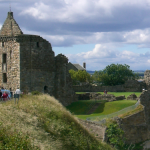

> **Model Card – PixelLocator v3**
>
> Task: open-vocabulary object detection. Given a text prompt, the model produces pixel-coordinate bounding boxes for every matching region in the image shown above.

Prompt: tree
[92,70,104,85]
[93,64,139,86]
[69,69,93,85]
[69,69,78,85]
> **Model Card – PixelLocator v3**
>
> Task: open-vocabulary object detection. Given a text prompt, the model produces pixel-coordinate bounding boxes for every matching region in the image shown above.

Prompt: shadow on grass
[66,100,107,115]
[92,101,106,114]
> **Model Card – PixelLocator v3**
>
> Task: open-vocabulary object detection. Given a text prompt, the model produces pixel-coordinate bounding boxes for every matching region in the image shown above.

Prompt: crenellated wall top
[0,34,51,44]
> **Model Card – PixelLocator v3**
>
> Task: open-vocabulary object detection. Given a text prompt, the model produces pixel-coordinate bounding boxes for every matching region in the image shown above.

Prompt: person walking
[14,88,22,104]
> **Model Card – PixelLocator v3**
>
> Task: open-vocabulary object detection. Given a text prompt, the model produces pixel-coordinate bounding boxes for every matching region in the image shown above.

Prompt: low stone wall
[73,85,124,92]
[119,110,148,144]
[73,80,146,92]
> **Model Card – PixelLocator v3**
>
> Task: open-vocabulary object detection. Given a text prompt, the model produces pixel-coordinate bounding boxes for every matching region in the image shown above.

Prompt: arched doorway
[44,86,48,93]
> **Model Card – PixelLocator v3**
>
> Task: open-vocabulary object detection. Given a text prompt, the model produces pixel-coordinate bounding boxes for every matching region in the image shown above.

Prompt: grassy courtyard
[66,92,141,120]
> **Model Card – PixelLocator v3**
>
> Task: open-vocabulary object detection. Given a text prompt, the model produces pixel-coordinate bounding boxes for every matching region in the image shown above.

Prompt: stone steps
[86,102,101,115]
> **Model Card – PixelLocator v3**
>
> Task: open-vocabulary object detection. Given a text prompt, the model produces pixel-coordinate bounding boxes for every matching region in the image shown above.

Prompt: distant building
[68,62,86,71]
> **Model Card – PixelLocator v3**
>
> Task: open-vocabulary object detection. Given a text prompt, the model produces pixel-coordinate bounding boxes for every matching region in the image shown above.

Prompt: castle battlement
[0,34,50,44]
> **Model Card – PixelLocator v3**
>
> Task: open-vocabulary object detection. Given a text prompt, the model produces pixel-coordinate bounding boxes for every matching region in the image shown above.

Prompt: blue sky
[1,0,150,71]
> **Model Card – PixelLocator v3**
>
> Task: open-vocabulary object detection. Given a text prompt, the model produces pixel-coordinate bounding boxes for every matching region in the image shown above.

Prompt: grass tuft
[118,104,144,118]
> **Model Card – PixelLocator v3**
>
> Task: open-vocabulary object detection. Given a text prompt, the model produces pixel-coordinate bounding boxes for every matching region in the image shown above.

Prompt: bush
[106,122,125,149]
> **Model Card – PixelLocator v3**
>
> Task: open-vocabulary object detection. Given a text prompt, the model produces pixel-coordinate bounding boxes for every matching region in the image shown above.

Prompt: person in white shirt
[14,88,22,104]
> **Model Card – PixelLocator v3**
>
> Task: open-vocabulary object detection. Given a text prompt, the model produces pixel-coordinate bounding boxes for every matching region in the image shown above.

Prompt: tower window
[3,54,6,63]
[3,73,7,83]
[37,42,39,47]
[2,42,4,47]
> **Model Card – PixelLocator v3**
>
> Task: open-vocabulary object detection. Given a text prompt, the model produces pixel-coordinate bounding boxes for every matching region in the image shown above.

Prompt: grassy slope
[0,94,114,150]
[74,100,137,120]
[66,100,106,115]
[68,92,141,120]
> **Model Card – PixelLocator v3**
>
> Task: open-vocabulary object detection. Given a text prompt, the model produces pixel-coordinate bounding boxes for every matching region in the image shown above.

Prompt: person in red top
[2,91,9,101]
[104,90,107,94]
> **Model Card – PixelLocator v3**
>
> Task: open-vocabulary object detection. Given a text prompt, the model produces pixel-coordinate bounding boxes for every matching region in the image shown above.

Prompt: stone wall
[144,70,150,90]
[73,84,124,92]
[0,39,20,91]
[79,119,106,141]
[19,35,55,96]
[73,80,146,92]
[116,90,150,144]
[119,110,148,144]
[55,54,77,106]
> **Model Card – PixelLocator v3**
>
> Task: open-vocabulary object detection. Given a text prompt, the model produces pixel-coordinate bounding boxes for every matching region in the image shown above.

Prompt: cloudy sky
[1,0,150,71]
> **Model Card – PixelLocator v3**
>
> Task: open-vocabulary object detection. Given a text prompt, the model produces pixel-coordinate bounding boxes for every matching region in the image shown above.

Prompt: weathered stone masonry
[115,90,150,144]
[0,11,77,106]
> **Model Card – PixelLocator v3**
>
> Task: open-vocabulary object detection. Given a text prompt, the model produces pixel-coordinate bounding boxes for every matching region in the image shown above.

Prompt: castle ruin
[0,11,77,106]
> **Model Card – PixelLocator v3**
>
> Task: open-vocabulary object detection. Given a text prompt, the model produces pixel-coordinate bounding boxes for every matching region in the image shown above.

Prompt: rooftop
[0,12,23,36]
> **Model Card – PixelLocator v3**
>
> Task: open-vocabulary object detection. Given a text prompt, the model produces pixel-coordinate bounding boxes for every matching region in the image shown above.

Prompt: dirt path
[86,102,101,115]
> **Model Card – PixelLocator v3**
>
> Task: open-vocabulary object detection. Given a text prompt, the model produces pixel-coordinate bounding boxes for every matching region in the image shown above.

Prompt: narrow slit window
[2,42,4,47]
[3,73,7,83]
[37,42,39,47]
[3,54,6,63]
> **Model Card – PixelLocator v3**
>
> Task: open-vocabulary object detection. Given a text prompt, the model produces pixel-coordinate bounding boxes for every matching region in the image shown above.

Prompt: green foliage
[92,70,104,85]
[93,64,139,86]
[0,122,39,150]
[31,91,41,95]
[69,69,93,85]
[106,122,125,149]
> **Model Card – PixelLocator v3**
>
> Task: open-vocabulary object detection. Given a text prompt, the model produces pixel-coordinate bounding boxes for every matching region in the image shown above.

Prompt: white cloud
[20,2,50,20]
[66,43,150,70]
[19,0,150,23]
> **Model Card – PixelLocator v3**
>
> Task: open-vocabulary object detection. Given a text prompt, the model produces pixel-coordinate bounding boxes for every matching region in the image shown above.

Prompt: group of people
[104,90,107,94]
[0,87,22,103]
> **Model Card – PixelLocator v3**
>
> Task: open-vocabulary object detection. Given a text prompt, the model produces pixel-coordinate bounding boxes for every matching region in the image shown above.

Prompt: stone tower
[0,11,77,106]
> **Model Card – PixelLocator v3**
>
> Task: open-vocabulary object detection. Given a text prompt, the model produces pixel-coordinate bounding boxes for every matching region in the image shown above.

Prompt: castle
[0,11,77,106]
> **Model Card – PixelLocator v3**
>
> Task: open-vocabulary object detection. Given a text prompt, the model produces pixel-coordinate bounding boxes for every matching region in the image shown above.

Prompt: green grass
[69,91,141,120]
[118,104,144,118]
[93,100,137,115]
[76,92,86,94]
[76,92,141,98]
[67,100,137,120]
[66,100,106,115]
